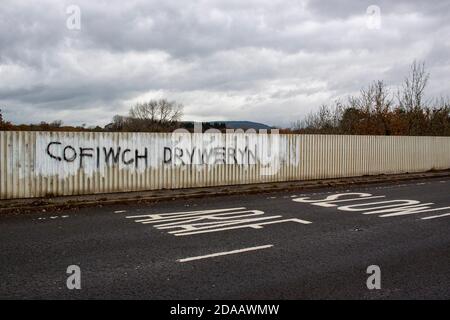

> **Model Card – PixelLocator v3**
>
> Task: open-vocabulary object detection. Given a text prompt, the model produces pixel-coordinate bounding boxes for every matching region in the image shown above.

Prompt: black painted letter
[122,149,134,165]
[79,148,94,169]
[63,146,77,162]
[47,142,62,161]
[163,147,172,164]
[104,147,121,165]
[135,148,148,168]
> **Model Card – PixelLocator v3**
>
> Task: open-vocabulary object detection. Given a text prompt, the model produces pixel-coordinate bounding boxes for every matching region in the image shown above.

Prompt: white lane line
[421,213,450,220]
[177,245,274,263]
[114,210,127,214]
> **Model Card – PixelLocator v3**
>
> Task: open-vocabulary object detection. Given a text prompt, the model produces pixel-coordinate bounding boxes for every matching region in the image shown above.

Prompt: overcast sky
[1,0,449,127]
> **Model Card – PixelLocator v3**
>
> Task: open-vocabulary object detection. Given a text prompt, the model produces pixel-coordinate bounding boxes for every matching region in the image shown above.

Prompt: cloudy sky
[1,0,449,127]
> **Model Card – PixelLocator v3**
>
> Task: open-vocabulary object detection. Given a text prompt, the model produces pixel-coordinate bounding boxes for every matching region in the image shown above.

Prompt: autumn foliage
[291,61,450,136]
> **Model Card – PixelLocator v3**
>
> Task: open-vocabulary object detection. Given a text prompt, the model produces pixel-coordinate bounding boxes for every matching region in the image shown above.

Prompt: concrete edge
[1,170,450,215]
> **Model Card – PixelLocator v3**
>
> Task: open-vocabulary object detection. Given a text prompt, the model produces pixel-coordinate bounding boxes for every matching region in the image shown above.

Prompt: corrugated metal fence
[1,131,450,199]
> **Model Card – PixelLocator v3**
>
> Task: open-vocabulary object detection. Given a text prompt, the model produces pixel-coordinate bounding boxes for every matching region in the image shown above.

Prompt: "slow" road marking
[177,245,274,263]
[292,192,450,221]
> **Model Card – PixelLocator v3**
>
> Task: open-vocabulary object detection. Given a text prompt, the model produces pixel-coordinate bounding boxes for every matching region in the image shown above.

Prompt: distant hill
[180,120,274,131]
[219,121,273,130]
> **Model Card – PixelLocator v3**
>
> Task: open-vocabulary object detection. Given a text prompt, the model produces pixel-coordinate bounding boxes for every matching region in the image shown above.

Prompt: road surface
[1,178,450,299]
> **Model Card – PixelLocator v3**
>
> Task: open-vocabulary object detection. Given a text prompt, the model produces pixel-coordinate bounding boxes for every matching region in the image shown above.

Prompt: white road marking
[171,218,312,236]
[421,213,450,220]
[37,215,69,221]
[380,205,450,217]
[293,191,450,221]
[338,200,421,212]
[177,245,273,263]
[314,196,386,207]
[293,193,386,208]
[114,210,127,214]
[128,207,312,237]
[369,203,434,216]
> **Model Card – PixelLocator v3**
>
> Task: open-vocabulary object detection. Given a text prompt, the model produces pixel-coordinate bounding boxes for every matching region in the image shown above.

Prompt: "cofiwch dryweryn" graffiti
[35,132,294,178]
[45,142,261,168]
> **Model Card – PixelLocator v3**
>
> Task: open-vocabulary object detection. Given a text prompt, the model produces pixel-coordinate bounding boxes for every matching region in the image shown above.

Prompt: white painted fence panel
[1,131,449,199]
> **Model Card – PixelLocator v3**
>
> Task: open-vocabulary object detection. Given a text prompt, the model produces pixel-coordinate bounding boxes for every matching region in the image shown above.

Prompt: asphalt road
[1,178,450,299]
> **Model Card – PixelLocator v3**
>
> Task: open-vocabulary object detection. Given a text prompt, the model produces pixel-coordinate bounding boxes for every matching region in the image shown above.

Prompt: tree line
[0,100,231,133]
[0,99,186,132]
[289,61,450,136]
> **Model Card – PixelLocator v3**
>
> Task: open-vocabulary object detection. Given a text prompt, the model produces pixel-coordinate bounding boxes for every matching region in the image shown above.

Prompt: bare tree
[50,120,63,128]
[396,61,430,134]
[110,115,128,131]
[292,104,342,133]
[129,99,183,123]
[129,101,158,121]
[351,81,392,112]
[0,108,8,130]
[398,60,430,111]
[108,99,184,132]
